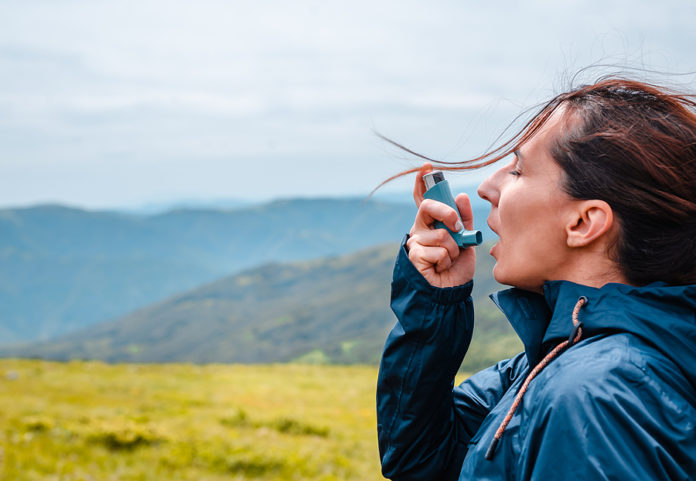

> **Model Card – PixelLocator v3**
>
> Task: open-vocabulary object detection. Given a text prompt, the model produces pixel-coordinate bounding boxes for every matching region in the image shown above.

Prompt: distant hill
[0,198,493,343]
[2,243,521,372]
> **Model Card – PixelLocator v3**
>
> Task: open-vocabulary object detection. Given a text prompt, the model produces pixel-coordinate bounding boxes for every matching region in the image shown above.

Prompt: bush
[86,421,164,451]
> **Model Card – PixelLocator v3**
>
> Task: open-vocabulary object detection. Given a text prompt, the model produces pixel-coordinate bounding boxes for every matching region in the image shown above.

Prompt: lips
[487,219,498,235]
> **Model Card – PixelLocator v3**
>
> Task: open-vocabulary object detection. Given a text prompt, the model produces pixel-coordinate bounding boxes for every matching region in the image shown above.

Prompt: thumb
[455,193,474,231]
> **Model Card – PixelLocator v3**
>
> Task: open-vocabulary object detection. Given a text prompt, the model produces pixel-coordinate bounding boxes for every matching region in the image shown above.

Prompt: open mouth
[487,223,499,257]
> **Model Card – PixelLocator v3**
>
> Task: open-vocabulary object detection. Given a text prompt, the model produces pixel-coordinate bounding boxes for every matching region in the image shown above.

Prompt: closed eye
[510,149,523,176]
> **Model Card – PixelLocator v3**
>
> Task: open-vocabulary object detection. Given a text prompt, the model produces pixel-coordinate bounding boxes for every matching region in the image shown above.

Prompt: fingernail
[454,220,463,231]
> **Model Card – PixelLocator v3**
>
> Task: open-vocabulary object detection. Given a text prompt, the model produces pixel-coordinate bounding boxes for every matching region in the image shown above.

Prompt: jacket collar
[489,288,550,366]
[490,279,696,370]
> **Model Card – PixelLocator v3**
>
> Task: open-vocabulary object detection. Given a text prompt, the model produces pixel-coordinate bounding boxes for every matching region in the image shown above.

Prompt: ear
[566,200,615,248]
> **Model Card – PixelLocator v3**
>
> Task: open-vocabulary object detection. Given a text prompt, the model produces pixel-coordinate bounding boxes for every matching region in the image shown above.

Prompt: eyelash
[509,169,521,176]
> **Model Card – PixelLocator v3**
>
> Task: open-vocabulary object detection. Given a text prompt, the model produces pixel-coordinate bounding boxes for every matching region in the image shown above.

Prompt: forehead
[518,106,574,159]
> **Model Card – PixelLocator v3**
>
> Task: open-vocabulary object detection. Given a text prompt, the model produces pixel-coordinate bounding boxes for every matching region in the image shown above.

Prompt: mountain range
[0,197,494,344]
[3,243,521,372]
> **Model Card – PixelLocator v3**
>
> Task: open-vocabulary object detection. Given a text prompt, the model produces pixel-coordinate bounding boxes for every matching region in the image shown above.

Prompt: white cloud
[0,0,694,207]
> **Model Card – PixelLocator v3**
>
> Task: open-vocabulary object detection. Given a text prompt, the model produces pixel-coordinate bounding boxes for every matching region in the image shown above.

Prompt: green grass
[0,360,406,481]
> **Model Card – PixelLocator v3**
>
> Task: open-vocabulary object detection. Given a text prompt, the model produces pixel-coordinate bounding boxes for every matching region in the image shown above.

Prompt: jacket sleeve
[377,238,521,481]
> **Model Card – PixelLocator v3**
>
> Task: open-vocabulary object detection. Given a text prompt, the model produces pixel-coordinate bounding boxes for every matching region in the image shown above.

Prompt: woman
[376,78,696,480]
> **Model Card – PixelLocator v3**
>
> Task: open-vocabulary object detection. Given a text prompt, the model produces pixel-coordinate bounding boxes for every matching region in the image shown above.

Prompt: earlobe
[566,200,614,247]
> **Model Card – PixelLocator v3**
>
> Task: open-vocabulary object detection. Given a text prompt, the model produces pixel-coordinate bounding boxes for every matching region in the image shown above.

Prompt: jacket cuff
[394,234,473,305]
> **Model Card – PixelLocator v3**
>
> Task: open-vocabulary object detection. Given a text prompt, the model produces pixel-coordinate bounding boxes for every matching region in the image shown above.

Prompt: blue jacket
[377,240,696,480]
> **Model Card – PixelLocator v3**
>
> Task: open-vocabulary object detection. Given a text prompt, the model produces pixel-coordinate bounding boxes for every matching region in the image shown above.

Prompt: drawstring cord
[485,296,588,461]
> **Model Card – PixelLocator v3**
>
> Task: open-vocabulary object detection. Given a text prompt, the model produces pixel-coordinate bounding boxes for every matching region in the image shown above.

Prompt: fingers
[407,243,453,274]
[412,163,433,207]
[413,198,463,233]
[407,226,460,262]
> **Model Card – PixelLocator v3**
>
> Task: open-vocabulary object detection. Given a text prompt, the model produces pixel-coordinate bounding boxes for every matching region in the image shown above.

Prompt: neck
[554,249,630,289]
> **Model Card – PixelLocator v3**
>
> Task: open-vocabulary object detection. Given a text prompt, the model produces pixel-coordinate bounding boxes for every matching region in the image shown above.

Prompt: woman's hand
[407,163,476,288]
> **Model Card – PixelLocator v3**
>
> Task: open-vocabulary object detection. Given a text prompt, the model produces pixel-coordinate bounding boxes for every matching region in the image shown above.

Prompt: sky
[1,0,695,209]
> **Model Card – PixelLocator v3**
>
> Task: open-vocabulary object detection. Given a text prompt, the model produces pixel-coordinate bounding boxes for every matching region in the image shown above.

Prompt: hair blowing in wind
[379,77,696,286]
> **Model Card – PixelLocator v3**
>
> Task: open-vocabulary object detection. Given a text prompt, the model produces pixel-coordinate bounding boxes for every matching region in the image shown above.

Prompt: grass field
[0,360,413,481]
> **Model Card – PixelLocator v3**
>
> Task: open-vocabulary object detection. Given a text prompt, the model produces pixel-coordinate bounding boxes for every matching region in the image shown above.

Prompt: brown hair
[381,77,696,286]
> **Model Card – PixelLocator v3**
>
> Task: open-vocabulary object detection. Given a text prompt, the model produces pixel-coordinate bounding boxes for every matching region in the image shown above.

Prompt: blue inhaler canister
[423,171,482,248]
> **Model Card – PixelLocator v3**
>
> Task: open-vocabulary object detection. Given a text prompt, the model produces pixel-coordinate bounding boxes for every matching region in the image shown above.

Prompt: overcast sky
[1,0,695,209]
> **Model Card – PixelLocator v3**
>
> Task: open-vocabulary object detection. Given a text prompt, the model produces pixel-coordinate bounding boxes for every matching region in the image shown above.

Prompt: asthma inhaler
[423,171,482,247]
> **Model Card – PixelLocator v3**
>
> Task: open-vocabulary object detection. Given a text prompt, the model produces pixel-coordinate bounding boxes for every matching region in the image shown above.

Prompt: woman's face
[477,110,578,291]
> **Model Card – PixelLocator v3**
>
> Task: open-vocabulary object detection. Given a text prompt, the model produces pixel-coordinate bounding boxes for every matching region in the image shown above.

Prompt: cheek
[498,186,564,247]
[495,194,567,286]
[497,192,530,240]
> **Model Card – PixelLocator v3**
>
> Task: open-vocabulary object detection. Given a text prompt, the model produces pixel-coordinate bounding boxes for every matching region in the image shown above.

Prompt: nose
[477,167,502,206]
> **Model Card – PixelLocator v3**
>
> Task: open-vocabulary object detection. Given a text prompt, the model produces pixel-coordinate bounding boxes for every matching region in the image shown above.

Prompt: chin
[492,266,514,287]
[493,267,544,293]
[491,262,511,283]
